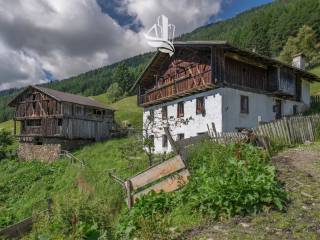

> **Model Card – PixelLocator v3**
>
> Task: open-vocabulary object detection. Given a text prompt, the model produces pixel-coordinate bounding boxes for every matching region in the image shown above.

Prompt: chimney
[292,53,306,70]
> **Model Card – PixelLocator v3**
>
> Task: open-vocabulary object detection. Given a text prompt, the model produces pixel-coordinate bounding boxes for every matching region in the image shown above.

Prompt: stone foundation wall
[18,143,61,162]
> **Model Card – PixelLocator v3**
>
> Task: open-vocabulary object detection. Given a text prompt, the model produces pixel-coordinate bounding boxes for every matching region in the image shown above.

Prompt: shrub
[116,142,287,238]
[106,82,123,103]
[183,142,287,218]
[0,130,13,160]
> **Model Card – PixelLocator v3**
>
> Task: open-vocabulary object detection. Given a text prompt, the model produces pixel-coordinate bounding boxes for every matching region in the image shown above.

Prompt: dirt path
[182,144,320,240]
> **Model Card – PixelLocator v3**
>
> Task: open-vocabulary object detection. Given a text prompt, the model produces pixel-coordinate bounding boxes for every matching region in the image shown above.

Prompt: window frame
[149,110,154,121]
[161,106,168,120]
[177,102,184,118]
[240,95,249,114]
[177,133,185,141]
[162,135,168,148]
[293,105,298,115]
[26,119,41,127]
[196,97,205,115]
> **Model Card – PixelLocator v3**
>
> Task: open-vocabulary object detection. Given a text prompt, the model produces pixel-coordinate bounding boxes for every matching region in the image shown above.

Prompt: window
[32,94,36,110]
[197,132,207,136]
[196,97,205,115]
[162,106,168,120]
[149,135,155,147]
[177,133,185,141]
[94,109,102,116]
[149,110,154,121]
[58,119,63,126]
[293,105,298,115]
[240,95,249,114]
[26,119,41,127]
[162,135,168,148]
[177,102,184,117]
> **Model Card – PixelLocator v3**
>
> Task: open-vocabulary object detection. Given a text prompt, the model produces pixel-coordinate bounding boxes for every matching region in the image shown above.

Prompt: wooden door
[275,100,282,119]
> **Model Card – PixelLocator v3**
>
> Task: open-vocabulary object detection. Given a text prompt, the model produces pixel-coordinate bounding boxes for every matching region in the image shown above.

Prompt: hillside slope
[0,137,148,233]
[91,95,142,128]
[183,145,320,239]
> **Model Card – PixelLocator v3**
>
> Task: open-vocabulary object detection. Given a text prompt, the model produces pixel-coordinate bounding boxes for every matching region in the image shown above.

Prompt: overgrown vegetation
[0,137,148,238]
[0,130,13,160]
[116,142,287,239]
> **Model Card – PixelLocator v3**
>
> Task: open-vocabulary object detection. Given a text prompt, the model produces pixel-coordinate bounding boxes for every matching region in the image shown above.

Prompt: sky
[0,0,273,91]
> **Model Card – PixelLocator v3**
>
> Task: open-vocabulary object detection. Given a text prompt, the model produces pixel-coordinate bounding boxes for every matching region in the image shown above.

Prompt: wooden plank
[284,118,292,145]
[129,155,186,190]
[133,169,190,201]
[125,180,133,209]
[0,217,33,238]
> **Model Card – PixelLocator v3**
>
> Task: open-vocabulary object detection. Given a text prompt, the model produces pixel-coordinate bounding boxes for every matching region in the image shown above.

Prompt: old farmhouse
[9,85,115,161]
[132,41,320,153]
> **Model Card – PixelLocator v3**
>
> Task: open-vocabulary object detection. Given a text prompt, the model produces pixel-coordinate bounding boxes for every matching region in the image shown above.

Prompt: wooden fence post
[164,127,180,154]
[125,180,133,209]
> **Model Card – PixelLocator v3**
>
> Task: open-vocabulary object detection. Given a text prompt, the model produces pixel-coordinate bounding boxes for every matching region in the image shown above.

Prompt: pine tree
[112,63,134,93]
[279,25,320,66]
[106,82,123,103]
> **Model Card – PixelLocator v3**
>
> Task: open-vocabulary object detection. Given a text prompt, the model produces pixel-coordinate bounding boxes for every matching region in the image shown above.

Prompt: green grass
[110,96,142,128]
[0,136,147,237]
[0,120,15,132]
[310,65,320,95]
[91,94,142,128]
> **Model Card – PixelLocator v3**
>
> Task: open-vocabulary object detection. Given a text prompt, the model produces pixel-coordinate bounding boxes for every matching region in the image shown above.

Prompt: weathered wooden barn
[132,41,320,153]
[9,85,115,161]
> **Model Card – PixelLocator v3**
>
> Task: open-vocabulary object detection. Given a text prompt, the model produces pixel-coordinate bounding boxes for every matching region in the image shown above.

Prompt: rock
[239,222,250,228]
[304,141,312,145]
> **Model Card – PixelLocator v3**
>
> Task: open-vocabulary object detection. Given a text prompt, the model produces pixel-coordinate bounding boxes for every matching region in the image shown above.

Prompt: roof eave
[130,51,160,93]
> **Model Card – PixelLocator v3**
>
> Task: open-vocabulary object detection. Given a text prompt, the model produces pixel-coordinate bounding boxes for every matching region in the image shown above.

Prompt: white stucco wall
[301,79,310,106]
[143,90,223,153]
[144,86,310,153]
[221,87,308,132]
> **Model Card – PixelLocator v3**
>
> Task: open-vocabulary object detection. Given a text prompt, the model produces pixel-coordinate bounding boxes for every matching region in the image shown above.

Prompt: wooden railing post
[125,180,133,209]
[164,127,180,155]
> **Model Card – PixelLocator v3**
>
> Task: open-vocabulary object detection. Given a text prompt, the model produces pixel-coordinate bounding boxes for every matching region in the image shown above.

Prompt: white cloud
[0,0,223,90]
[0,0,148,89]
[124,0,223,35]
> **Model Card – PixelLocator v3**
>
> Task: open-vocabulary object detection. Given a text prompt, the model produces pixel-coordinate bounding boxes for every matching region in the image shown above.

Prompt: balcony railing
[139,70,212,105]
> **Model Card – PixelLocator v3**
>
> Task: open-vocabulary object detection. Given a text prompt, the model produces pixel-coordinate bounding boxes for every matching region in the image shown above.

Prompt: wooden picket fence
[254,114,320,145]
[311,95,320,106]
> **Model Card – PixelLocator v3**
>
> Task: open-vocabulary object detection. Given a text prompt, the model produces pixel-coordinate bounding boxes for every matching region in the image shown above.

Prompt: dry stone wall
[18,143,61,162]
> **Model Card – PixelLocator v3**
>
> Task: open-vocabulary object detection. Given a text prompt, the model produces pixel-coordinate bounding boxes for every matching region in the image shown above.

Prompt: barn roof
[9,85,114,110]
[131,41,320,91]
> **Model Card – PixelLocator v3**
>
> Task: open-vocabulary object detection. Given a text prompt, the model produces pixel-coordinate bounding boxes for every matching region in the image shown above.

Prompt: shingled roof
[9,85,113,110]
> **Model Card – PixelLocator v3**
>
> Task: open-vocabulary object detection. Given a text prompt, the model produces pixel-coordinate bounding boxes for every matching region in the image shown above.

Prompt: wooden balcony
[139,70,213,106]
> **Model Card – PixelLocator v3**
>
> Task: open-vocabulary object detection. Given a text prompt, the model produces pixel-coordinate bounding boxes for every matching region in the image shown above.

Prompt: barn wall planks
[11,86,115,144]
